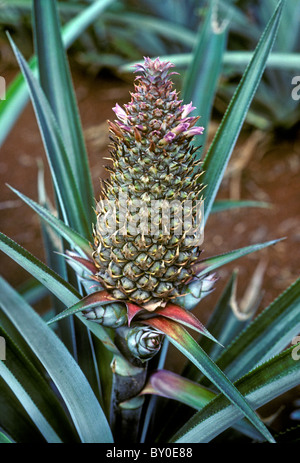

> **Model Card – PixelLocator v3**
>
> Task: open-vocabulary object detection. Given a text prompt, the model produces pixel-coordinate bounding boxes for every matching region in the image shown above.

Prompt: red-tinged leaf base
[49,274,219,347]
[126,302,146,325]
[155,303,221,345]
[126,301,220,346]
[48,290,117,325]
[141,369,215,409]
[65,250,98,275]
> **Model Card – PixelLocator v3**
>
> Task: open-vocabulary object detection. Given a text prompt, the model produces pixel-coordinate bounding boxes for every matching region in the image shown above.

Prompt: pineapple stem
[109,346,147,443]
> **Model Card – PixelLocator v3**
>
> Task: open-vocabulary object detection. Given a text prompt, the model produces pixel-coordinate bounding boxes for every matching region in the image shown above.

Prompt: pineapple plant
[1,0,299,444]
[61,56,221,366]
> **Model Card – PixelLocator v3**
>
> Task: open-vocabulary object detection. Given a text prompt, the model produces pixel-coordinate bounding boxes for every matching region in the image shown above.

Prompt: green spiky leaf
[8,184,93,258]
[32,0,95,226]
[193,238,283,277]
[0,361,62,443]
[0,277,113,443]
[183,1,227,150]
[201,0,284,224]
[212,277,300,382]
[0,232,120,354]
[47,290,118,325]
[7,34,91,238]
[0,0,115,148]
[144,316,275,443]
[172,347,299,443]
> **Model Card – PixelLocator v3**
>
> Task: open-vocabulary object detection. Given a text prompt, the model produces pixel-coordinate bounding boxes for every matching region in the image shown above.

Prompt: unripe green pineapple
[92,57,205,311]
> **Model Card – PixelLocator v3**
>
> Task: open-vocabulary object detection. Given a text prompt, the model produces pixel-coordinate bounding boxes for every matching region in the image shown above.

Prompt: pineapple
[92,57,205,312]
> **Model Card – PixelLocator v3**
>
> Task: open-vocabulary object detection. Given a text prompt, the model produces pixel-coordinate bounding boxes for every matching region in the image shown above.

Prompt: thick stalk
[109,327,148,443]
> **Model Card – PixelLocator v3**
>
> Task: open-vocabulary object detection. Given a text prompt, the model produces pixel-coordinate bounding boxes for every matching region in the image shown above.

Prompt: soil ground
[1,62,299,437]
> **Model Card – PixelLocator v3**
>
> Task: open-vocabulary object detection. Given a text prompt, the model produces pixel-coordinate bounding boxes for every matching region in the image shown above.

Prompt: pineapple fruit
[91,57,205,312]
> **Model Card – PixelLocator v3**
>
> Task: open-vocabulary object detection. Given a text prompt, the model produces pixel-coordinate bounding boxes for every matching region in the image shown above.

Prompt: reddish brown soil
[0,62,299,437]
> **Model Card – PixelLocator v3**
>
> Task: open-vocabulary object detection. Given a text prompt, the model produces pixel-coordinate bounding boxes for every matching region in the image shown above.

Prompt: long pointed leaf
[201,0,284,224]
[0,322,77,442]
[211,199,271,213]
[141,368,263,442]
[37,162,77,355]
[8,35,91,238]
[172,347,300,443]
[36,162,102,407]
[193,238,283,277]
[0,232,120,354]
[8,184,93,258]
[0,232,79,306]
[175,239,281,312]
[0,361,62,443]
[120,51,300,75]
[47,290,117,325]
[155,303,221,345]
[183,1,227,150]
[0,0,115,148]
[0,277,113,443]
[33,0,95,226]
[144,317,275,443]
[198,270,253,360]
[211,277,300,382]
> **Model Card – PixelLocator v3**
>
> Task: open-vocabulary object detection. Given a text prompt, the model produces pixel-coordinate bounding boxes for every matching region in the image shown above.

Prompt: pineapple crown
[110,56,204,153]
